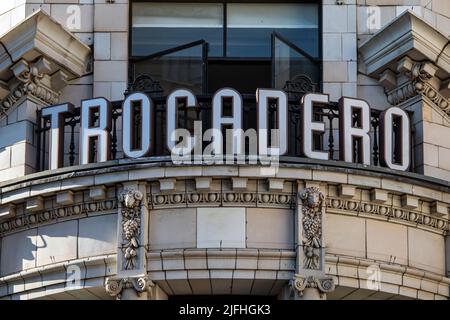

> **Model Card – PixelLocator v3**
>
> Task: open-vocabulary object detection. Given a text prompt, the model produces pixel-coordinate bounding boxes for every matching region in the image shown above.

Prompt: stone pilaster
[105,181,153,300]
[281,183,335,300]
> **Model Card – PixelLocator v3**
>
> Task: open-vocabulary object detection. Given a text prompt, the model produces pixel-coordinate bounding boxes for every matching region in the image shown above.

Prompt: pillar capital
[379,57,450,114]
[289,274,335,299]
[1,57,65,115]
[105,275,154,300]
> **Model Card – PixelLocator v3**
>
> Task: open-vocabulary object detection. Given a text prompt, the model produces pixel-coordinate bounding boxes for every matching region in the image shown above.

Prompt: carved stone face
[119,189,143,209]
[300,187,324,209]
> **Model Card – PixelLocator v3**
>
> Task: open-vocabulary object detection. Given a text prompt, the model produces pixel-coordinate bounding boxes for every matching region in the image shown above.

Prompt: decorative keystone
[159,179,176,192]
[26,197,44,212]
[56,191,74,205]
[338,184,356,199]
[0,204,16,220]
[89,186,106,200]
[195,177,212,191]
[430,201,447,217]
[401,195,419,210]
[268,178,284,192]
[232,177,247,190]
[370,189,388,203]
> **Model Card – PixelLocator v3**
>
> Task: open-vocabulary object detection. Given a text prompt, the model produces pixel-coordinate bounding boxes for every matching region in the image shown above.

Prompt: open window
[272,32,320,96]
[130,1,320,95]
[131,40,208,95]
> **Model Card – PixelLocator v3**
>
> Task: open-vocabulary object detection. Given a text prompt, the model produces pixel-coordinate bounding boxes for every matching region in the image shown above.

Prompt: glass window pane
[227,4,319,58]
[273,36,320,91]
[132,3,223,57]
[134,44,204,95]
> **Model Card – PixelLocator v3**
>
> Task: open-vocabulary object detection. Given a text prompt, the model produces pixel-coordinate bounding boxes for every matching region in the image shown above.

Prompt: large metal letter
[212,88,243,155]
[339,97,371,165]
[80,97,111,164]
[41,103,74,170]
[122,92,153,158]
[380,107,410,171]
[301,93,329,160]
[257,89,288,157]
[166,89,197,156]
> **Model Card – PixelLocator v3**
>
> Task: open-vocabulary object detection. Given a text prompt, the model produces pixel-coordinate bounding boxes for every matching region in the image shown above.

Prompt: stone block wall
[0,1,26,36]
[322,1,358,101]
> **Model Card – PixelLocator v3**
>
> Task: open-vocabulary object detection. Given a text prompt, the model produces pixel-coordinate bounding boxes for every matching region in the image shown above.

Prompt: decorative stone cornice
[289,274,335,298]
[149,189,295,209]
[105,276,154,300]
[379,57,450,115]
[359,11,450,78]
[327,196,448,235]
[0,197,117,236]
[0,10,91,80]
[359,11,450,115]
[1,57,62,117]
[0,10,91,117]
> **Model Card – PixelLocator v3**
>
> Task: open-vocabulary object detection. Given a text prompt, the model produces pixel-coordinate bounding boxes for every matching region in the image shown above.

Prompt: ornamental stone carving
[118,188,143,270]
[1,57,63,117]
[105,276,154,300]
[298,187,324,270]
[380,57,450,116]
[289,274,335,298]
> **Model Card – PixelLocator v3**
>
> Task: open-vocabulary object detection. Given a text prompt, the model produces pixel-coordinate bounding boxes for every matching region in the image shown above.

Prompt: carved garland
[105,276,154,300]
[118,188,143,270]
[299,187,324,270]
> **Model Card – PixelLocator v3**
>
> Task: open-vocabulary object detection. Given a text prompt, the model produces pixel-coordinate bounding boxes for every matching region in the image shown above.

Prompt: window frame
[128,0,323,91]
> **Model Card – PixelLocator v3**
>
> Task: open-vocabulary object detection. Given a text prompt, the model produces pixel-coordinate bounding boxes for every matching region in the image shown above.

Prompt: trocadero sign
[41,88,411,172]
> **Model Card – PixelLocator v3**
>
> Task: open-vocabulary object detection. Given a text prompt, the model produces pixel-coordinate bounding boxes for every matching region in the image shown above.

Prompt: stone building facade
[0,0,449,300]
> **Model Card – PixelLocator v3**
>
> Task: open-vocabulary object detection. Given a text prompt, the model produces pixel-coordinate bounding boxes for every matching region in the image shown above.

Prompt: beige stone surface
[150,208,197,250]
[0,229,37,276]
[197,207,246,249]
[36,221,78,266]
[94,4,128,32]
[366,220,408,265]
[93,61,127,82]
[246,208,294,249]
[325,214,366,258]
[78,214,117,258]
[408,227,445,274]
